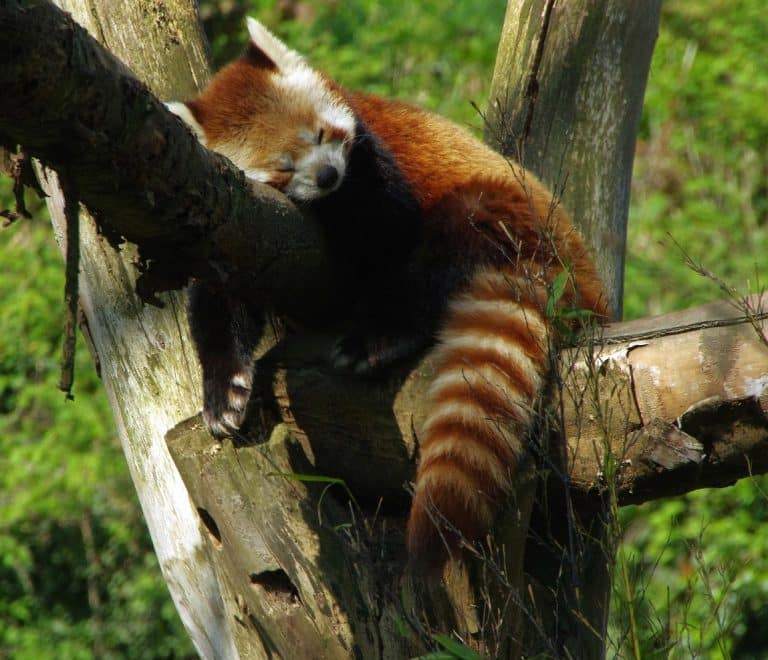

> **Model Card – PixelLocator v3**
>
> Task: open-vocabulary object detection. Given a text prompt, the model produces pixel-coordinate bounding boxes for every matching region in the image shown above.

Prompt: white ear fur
[246,17,305,72]
[165,101,207,145]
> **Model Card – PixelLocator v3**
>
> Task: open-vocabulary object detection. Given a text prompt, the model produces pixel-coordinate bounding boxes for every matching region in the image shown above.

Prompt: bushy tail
[406,266,554,566]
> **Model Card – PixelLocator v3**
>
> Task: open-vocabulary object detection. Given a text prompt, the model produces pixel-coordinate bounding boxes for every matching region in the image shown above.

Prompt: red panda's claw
[331,331,431,375]
[201,370,253,439]
[330,334,379,374]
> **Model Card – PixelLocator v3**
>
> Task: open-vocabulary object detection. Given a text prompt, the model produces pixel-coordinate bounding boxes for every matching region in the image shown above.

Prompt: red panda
[168,18,608,567]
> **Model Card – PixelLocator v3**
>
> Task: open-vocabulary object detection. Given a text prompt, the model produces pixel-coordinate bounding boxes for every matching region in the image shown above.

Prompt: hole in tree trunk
[197,507,222,547]
[250,569,301,606]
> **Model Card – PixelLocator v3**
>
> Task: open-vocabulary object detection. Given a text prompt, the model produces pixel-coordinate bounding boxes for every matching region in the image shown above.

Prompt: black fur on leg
[188,282,263,438]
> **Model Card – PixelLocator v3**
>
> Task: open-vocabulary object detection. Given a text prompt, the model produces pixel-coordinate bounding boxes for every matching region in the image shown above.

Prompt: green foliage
[625,0,768,319]
[616,1,768,657]
[429,634,485,660]
[0,201,193,657]
[412,633,485,660]
[613,480,768,658]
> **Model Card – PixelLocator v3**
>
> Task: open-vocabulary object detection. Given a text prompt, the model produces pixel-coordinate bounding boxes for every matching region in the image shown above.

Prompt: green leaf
[546,269,569,318]
[431,634,484,659]
[267,472,347,486]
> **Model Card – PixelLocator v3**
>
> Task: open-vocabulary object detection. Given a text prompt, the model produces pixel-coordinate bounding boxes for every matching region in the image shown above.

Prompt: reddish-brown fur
[349,97,606,563]
[187,61,352,192]
[177,25,608,569]
[333,92,607,564]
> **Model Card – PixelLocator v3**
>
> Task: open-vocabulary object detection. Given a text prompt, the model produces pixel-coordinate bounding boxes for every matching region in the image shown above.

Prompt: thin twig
[59,169,79,399]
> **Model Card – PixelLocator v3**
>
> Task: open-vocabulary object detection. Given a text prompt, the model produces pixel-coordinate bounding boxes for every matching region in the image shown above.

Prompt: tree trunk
[30,1,241,657]
[485,1,661,655]
[487,0,661,318]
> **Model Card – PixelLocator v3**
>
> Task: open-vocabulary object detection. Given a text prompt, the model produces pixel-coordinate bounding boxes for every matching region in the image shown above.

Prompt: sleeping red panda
[167,18,608,567]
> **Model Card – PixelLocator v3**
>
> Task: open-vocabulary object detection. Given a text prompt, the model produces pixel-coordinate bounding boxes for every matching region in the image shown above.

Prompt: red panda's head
[167,18,355,201]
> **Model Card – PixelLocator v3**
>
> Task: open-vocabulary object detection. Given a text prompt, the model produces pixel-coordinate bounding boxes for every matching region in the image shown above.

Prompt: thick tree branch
[189,295,767,508]
[0,0,335,313]
[563,295,768,503]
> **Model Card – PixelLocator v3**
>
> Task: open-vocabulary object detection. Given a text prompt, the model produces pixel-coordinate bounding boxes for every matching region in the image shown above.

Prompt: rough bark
[565,296,768,502]
[8,1,239,657]
[485,1,661,655]
[487,0,661,318]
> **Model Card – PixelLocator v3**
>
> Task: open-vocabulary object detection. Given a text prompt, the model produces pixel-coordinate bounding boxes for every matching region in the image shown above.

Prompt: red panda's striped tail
[406,267,553,567]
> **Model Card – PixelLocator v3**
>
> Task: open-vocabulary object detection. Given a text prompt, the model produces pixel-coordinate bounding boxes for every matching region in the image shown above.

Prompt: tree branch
[0,0,335,312]
[564,295,768,503]
[187,295,767,508]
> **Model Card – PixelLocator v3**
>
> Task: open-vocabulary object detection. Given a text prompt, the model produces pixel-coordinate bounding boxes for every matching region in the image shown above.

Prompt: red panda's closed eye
[275,155,295,172]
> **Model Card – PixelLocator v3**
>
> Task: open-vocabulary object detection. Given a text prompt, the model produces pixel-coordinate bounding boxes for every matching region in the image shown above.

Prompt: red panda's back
[344,89,607,316]
[344,90,609,567]
[344,91,509,205]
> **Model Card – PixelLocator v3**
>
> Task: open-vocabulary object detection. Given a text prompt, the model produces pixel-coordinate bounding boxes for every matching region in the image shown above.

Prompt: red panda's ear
[165,101,207,144]
[244,42,278,71]
[245,17,305,74]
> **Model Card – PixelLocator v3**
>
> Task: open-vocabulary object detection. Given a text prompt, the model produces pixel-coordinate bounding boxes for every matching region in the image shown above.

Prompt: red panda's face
[236,121,353,202]
[166,17,356,202]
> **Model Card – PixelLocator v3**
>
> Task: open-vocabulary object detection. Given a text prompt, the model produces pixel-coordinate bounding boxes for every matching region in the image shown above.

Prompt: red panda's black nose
[316,165,339,190]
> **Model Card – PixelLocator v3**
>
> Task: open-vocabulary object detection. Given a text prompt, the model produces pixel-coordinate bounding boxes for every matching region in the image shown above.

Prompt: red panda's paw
[201,368,253,439]
[331,329,431,375]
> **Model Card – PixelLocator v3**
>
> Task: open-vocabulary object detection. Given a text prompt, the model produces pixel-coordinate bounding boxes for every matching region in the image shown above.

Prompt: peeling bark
[564,295,768,503]
[166,297,768,658]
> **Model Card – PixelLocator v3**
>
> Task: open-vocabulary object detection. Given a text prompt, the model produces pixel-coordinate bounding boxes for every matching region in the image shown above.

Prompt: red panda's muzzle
[316,164,339,190]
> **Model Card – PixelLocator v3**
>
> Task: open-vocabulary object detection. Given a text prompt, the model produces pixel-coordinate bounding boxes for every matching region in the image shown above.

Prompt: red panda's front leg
[328,262,454,375]
[188,283,263,438]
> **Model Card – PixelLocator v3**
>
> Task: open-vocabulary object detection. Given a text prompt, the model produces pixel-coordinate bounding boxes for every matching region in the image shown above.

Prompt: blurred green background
[1,1,766,657]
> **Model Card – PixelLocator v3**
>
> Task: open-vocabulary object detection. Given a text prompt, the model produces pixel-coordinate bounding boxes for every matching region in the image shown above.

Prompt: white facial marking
[276,154,295,171]
[165,102,207,144]
[284,139,348,201]
[245,17,356,139]
[272,67,356,140]
[298,128,316,145]
[320,106,356,136]
[242,168,274,185]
